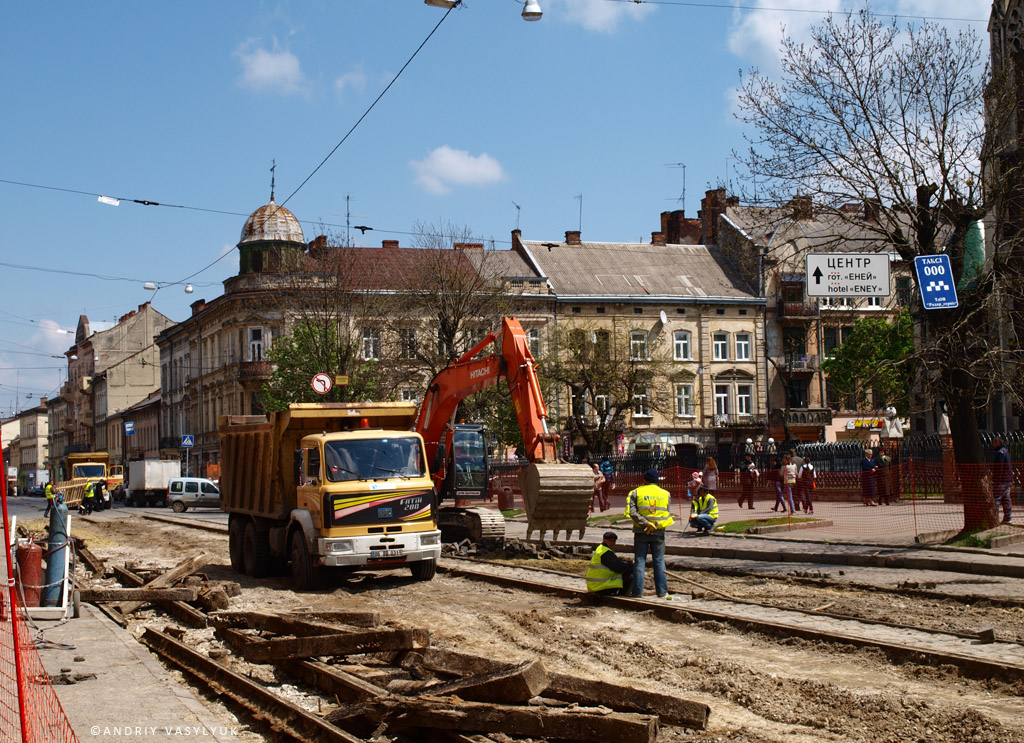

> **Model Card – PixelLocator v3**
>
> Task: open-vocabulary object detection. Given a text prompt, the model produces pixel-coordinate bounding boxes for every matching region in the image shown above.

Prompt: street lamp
[423,0,542,21]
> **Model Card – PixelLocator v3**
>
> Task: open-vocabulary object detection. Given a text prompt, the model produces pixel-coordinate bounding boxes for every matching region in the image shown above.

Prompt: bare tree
[736,10,1024,528]
[540,320,672,455]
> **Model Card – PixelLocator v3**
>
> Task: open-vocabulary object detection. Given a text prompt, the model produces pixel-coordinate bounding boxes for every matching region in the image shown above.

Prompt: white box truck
[127,460,181,507]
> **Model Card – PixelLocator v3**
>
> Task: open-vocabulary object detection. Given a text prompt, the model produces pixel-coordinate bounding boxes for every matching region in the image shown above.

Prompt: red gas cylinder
[497,486,516,511]
[16,541,42,607]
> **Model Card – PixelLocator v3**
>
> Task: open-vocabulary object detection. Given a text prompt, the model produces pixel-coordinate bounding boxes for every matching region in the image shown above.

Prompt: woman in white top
[702,457,719,493]
[773,455,797,513]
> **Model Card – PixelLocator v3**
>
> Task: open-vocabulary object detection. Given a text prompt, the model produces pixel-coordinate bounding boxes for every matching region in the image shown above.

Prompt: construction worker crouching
[585,531,634,596]
[79,481,96,515]
[626,468,674,599]
[689,486,719,535]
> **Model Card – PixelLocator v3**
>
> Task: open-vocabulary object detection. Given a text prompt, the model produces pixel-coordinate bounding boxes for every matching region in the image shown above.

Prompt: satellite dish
[659,310,668,324]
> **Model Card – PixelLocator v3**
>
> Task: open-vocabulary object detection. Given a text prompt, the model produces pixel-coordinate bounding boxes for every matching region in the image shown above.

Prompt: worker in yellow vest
[80,481,96,515]
[689,486,719,535]
[585,532,634,596]
[43,482,54,517]
[626,469,675,599]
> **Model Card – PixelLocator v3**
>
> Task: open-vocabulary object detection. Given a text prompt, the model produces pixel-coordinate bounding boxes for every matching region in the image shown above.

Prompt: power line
[600,0,986,23]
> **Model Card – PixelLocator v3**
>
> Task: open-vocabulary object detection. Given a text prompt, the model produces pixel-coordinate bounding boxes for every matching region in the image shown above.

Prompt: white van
[166,477,221,513]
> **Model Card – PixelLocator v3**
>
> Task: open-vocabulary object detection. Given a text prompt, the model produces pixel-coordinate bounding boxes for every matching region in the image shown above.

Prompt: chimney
[651,231,666,245]
[190,299,206,317]
[791,194,813,221]
[864,198,880,222]
[453,242,484,250]
[700,188,727,245]
[565,230,581,245]
[382,240,399,249]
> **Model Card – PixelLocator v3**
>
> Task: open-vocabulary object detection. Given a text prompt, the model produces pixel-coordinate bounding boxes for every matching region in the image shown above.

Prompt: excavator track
[519,463,593,541]
[438,507,505,543]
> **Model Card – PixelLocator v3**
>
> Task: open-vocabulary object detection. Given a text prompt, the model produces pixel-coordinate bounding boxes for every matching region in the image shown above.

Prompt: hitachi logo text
[469,368,489,379]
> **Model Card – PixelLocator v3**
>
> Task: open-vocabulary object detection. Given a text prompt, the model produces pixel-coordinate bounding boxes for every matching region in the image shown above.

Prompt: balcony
[770,408,833,428]
[780,353,817,373]
[776,300,819,320]
[60,382,75,403]
[238,360,271,382]
[712,414,768,428]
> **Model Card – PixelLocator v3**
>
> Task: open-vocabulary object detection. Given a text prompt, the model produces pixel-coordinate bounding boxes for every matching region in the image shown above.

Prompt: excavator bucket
[519,463,594,541]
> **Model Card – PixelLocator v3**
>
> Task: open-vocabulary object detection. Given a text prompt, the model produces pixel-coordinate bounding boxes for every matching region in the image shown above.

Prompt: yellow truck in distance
[54,452,112,509]
[218,402,442,590]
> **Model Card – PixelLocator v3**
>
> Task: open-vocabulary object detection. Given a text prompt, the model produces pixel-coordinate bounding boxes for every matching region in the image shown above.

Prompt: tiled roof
[519,239,758,300]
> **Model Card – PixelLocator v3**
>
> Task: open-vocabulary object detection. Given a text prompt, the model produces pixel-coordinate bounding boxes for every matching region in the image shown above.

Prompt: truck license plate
[370,549,403,558]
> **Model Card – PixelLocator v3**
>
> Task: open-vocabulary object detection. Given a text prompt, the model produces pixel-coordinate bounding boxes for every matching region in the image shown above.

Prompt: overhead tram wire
[600,0,986,23]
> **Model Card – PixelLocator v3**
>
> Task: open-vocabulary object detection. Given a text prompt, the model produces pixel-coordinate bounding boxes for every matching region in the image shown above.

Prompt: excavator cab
[442,425,488,503]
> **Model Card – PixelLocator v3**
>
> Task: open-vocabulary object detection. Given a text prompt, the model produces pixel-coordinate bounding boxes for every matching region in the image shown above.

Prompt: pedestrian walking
[599,457,615,504]
[875,445,892,505]
[797,460,816,513]
[702,457,719,494]
[736,453,758,509]
[993,436,1013,524]
[626,469,674,599]
[860,448,879,506]
[772,455,797,513]
[591,463,609,512]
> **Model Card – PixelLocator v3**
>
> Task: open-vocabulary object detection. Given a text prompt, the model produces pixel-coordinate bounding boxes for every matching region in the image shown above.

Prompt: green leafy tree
[821,310,915,415]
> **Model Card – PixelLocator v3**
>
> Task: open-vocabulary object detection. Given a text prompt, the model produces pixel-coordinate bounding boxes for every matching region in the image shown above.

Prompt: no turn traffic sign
[311,373,333,394]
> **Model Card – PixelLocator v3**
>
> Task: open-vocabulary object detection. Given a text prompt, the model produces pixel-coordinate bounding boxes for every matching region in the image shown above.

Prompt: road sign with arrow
[805,253,891,298]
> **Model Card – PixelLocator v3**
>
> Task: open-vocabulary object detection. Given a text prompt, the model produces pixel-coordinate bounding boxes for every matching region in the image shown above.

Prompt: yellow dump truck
[53,452,112,510]
[219,402,442,591]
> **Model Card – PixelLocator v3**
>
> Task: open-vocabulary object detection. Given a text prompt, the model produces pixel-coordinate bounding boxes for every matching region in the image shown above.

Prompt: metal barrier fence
[492,460,1020,540]
[0,446,79,743]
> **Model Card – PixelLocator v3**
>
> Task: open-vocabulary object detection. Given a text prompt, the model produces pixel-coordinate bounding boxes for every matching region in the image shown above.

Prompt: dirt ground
[49,515,1024,743]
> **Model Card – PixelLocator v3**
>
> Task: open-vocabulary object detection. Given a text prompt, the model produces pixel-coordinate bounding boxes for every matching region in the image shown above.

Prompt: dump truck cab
[295,429,440,571]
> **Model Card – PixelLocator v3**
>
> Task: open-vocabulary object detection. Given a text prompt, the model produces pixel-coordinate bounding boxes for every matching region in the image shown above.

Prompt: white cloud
[553,0,653,33]
[334,65,367,101]
[728,0,842,73]
[410,146,507,195]
[235,39,309,96]
[30,320,75,356]
[894,0,989,21]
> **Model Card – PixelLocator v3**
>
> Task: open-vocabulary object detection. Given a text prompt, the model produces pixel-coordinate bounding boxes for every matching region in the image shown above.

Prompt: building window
[866,296,883,308]
[675,384,694,417]
[787,379,809,409]
[571,387,589,418]
[896,277,912,307]
[399,328,417,360]
[527,327,541,356]
[633,387,650,417]
[823,327,838,357]
[713,333,728,360]
[593,330,610,359]
[673,331,691,361]
[714,384,730,415]
[737,384,753,415]
[735,333,751,361]
[248,328,263,362]
[436,329,452,358]
[362,328,380,360]
[630,331,648,360]
[594,394,609,422]
[634,307,643,314]
[401,387,418,403]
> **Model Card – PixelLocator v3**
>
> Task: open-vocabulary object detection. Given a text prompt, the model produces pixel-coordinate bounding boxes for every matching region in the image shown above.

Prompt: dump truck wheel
[289,531,321,591]
[171,501,187,513]
[243,522,271,578]
[228,519,245,574]
[409,558,436,581]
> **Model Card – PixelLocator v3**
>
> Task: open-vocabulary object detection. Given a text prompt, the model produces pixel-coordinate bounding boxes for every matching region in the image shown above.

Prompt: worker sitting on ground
[688,486,719,536]
[79,481,96,515]
[585,531,634,596]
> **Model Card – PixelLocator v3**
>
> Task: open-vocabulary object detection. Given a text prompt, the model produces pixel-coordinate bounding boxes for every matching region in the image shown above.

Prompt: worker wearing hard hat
[585,531,634,596]
[626,469,674,599]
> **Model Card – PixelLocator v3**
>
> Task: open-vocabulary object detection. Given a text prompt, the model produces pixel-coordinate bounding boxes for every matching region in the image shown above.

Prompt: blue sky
[0,0,990,418]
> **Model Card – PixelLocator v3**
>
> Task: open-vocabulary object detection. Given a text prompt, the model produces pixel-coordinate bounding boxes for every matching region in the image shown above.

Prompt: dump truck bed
[218,402,419,520]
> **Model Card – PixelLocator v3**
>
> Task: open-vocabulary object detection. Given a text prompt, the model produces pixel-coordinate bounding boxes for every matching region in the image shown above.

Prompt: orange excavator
[416,317,593,542]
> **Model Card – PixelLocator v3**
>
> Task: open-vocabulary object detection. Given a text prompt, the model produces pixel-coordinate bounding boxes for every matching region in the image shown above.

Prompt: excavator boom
[417,318,592,540]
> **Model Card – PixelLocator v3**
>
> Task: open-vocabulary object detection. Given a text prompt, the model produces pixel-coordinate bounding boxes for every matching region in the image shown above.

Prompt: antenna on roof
[270,159,276,201]
[574,194,583,231]
[664,162,686,213]
[512,200,521,230]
